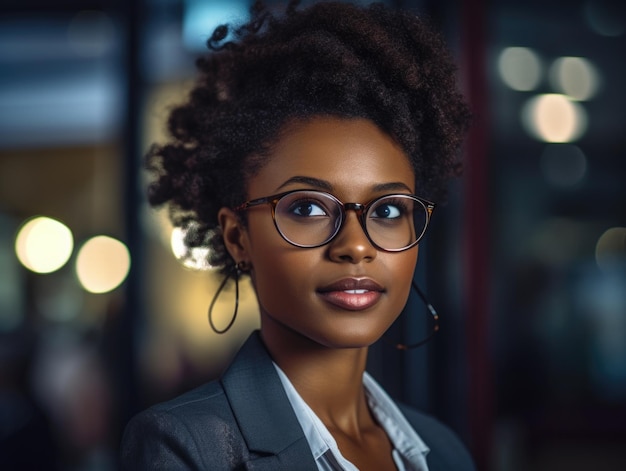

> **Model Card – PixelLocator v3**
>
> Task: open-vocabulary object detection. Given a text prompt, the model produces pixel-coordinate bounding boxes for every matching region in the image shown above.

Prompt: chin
[312,328,386,350]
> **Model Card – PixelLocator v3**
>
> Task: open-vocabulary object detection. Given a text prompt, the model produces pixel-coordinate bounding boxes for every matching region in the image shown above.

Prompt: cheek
[387,248,420,305]
[244,211,283,257]
[250,251,320,321]
[245,217,313,298]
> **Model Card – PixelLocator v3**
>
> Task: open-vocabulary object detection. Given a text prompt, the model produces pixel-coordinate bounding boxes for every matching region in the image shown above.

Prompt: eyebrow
[276,176,333,191]
[276,176,413,194]
[372,181,413,193]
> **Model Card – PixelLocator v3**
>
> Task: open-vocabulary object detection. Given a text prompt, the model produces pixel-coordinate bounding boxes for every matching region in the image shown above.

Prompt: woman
[121,1,473,470]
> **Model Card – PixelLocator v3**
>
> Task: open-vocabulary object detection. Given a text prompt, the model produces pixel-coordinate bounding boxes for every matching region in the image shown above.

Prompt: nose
[327,211,377,263]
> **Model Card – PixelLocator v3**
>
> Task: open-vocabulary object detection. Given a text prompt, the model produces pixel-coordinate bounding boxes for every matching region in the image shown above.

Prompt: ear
[218,207,250,263]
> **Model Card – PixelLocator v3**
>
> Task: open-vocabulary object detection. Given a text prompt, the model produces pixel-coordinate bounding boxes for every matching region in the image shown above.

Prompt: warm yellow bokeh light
[75,235,131,293]
[15,216,74,274]
[550,56,600,101]
[498,47,542,91]
[170,227,187,260]
[522,94,588,143]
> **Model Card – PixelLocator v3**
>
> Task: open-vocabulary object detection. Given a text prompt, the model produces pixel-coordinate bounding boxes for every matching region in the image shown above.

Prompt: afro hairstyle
[146,0,471,273]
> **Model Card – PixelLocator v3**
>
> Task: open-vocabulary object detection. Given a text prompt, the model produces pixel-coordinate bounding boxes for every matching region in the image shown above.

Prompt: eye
[371,202,403,219]
[289,200,328,217]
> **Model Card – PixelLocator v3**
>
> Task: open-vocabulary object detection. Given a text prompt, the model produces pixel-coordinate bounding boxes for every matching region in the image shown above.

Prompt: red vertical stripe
[460,0,493,468]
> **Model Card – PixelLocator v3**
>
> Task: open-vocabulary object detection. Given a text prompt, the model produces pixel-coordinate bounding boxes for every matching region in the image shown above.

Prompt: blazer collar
[221,331,318,469]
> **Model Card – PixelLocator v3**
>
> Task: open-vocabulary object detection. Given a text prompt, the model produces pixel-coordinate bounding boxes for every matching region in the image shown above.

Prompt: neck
[260,322,374,433]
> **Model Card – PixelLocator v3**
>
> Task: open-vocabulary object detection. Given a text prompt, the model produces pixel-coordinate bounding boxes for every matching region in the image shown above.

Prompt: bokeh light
[522,94,588,143]
[550,56,600,101]
[170,226,212,270]
[596,227,626,273]
[497,47,542,91]
[183,0,250,51]
[540,144,588,188]
[75,236,131,293]
[15,216,74,274]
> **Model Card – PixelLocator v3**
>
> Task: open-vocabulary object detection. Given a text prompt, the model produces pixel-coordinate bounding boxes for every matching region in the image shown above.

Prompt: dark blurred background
[1,0,625,470]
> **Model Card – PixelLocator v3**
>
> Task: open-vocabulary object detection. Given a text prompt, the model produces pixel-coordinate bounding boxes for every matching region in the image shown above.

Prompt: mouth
[317,278,385,311]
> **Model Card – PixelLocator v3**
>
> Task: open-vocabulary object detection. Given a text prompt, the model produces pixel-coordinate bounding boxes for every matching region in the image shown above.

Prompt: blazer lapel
[221,332,318,471]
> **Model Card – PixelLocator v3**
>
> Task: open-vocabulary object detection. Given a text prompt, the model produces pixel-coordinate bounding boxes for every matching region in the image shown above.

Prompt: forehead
[248,117,415,199]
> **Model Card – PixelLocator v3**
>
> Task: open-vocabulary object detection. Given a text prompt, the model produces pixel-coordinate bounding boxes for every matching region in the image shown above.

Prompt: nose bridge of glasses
[343,202,364,210]
[336,202,370,241]
[343,202,366,216]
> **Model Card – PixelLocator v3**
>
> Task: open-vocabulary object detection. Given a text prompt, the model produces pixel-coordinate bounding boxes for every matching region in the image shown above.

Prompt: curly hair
[146,0,471,274]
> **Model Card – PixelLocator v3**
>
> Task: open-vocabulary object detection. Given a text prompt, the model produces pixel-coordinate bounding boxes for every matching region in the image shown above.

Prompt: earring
[208,261,249,334]
[387,281,440,350]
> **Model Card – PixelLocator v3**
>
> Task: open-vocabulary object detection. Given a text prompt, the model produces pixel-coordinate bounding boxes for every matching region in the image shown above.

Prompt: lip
[317,278,385,311]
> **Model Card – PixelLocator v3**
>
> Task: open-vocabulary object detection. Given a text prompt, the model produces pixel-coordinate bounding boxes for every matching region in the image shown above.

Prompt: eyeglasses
[234,190,435,252]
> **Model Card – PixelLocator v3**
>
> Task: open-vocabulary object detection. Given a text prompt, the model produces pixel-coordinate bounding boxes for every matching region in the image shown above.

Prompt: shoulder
[146,379,228,420]
[120,380,248,470]
[397,404,476,471]
[119,331,306,470]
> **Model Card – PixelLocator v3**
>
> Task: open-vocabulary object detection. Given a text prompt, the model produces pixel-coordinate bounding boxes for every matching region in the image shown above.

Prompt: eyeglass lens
[273,191,428,250]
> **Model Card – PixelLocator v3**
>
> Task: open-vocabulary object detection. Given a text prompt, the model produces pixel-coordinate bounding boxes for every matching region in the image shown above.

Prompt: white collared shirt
[273,364,430,471]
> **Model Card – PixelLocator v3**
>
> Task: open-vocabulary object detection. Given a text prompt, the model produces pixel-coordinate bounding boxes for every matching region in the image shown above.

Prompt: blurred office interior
[1,0,625,469]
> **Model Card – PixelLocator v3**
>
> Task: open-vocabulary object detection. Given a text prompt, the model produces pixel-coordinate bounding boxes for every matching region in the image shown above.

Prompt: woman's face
[226,116,419,349]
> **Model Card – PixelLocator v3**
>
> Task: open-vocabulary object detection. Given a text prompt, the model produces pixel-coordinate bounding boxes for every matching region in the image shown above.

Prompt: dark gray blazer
[120,332,475,470]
